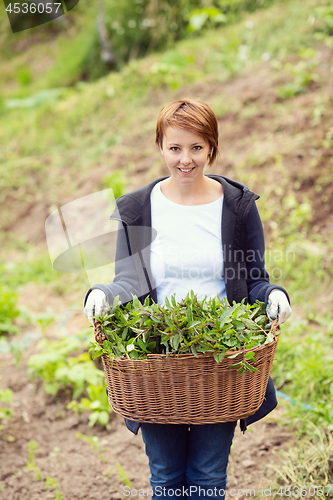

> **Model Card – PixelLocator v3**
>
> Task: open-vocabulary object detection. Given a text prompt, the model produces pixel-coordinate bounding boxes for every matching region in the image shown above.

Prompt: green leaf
[242,317,262,330]
[136,338,148,352]
[191,344,199,358]
[264,332,274,344]
[98,411,110,426]
[227,352,240,359]
[172,334,180,350]
[218,351,226,362]
[244,351,256,361]
[188,320,201,328]
[165,316,173,328]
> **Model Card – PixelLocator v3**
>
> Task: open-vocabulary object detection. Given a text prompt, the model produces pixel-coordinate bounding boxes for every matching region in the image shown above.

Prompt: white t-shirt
[150,181,226,305]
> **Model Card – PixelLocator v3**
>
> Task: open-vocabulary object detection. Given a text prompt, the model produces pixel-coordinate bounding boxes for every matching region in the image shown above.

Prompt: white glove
[266,290,292,325]
[83,289,109,326]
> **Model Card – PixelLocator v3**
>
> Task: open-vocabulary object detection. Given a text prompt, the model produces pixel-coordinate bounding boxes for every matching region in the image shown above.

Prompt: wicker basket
[94,319,279,424]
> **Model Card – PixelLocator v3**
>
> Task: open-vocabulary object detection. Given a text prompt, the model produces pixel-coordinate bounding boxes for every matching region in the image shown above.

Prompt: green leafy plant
[187,7,227,32]
[277,52,318,100]
[90,291,272,373]
[102,170,127,199]
[26,441,42,481]
[0,286,19,335]
[116,462,132,488]
[268,423,333,497]
[314,4,333,37]
[67,383,112,428]
[76,432,102,452]
[28,337,104,398]
[0,331,41,366]
[0,387,13,424]
[271,316,333,432]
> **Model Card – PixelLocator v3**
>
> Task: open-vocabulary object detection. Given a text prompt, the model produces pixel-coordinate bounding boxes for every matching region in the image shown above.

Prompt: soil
[0,287,294,500]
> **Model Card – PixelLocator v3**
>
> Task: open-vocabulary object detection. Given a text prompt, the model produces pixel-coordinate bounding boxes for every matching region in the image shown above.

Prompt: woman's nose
[180,150,192,165]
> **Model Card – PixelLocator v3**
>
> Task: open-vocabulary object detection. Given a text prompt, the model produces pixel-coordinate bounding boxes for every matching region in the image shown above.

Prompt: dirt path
[0,296,293,500]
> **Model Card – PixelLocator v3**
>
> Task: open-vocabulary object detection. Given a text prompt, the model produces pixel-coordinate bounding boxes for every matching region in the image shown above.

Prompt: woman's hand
[266,290,292,325]
[84,289,109,326]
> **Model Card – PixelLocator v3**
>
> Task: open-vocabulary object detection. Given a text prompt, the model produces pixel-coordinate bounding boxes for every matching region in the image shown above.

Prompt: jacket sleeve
[84,221,151,308]
[246,203,290,306]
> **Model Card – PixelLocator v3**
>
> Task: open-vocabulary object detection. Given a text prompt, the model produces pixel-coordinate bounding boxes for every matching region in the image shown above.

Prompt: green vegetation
[28,336,104,398]
[269,425,333,497]
[26,440,42,481]
[102,169,127,199]
[0,387,13,426]
[0,0,293,100]
[91,292,272,372]
[67,383,112,428]
[272,316,333,432]
[25,441,63,497]
[27,335,112,427]
[0,286,19,335]
[115,462,132,488]
[76,432,103,452]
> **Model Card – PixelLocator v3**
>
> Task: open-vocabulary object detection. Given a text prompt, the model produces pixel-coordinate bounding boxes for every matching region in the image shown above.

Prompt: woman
[84,98,291,499]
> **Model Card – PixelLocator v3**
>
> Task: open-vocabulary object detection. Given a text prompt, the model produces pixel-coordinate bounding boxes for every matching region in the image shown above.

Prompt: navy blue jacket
[85,175,290,434]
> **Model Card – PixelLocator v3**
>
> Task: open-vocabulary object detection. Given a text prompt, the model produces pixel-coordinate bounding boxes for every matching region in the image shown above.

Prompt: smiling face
[159,127,212,185]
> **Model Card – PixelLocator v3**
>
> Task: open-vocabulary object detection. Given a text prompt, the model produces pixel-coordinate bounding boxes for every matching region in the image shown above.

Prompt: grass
[268,424,333,496]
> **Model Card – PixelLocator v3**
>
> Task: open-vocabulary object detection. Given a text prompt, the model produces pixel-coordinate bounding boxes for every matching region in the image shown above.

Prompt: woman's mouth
[178,167,195,174]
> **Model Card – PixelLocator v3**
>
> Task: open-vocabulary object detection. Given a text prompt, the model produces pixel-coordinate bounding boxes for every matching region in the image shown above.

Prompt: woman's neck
[160,175,223,206]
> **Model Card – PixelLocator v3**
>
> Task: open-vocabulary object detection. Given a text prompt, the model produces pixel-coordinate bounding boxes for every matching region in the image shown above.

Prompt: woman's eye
[193,146,202,151]
[170,147,179,151]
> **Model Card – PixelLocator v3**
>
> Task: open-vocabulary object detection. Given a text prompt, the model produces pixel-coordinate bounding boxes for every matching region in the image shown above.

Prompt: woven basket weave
[94,320,279,424]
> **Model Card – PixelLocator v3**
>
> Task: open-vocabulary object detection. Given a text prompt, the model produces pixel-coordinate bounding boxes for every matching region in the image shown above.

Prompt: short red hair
[155,98,219,166]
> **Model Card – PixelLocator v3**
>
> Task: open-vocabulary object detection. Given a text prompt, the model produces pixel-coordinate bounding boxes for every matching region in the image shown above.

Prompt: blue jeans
[140,421,237,500]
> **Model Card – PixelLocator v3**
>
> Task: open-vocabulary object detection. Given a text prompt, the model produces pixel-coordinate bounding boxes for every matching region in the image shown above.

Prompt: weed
[26,441,42,481]
[31,311,55,337]
[76,432,102,452]
[0,331,41,366]
[115,462,132,488]
[102,170,127,199]
[0,286,19,335]
[45,476,59,490]
[0,387,13,423]
[277,50,319,100]
[67,383,112,428]
[268,424,333,496]
[28,336,104,399]
[271,317,333,432]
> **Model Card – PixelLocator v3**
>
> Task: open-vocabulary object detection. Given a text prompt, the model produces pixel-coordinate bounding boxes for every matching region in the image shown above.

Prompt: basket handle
[270,317,280,338]
[94,320,106,346]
